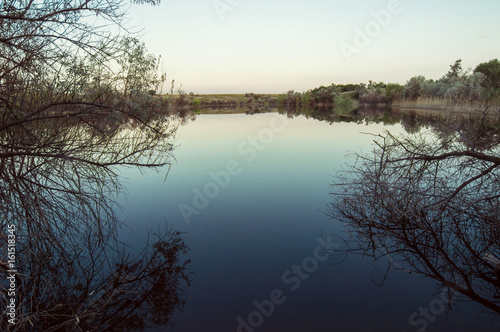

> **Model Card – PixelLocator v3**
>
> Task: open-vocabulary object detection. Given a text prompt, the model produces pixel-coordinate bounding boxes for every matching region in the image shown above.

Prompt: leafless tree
[331,108,500,316]
[0,115,190,331]
[1,0,170,135]
[0,1,193,330]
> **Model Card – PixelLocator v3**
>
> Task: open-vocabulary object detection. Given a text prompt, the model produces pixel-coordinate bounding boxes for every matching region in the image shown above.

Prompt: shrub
[404,76,429,100]
[445,72,486,103]
[385,83,404,102]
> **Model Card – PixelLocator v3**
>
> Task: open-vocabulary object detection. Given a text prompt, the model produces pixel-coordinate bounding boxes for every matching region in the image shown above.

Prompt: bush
[445,72,486,103]
[474,58,500,90]
[352,84,367,100]
[385,83,404,102]
[335,94,354,107]
[404,76,429,100]
[427,81,451,98]
[360,91,386,104]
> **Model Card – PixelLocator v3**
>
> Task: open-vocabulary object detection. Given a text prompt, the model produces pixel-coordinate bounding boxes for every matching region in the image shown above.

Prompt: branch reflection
[331,108,500,317]
[0,114,191,331]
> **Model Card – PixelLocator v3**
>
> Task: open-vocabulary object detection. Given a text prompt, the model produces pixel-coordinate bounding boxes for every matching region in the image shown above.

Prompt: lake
[116,110,499,331]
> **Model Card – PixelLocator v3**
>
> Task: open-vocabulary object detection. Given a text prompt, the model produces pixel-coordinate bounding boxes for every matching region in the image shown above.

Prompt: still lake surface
[116,111,498,331]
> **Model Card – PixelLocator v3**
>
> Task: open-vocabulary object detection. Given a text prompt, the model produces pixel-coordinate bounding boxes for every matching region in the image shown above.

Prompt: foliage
[426,80,451,98]
[301,91,312,109]
[334,94,354,107]
[360,88,386,104]
[404,75,429,100]
[337,84,359,93]
[385,83,404,102]
[0,0,194,330]
[309,84,338,104]
[400,59,498,104]
[445,72,486,103]
[474,59,500,91]
[441,59,464,83]
[352,83,367,100]
[118,37,166,97]
[368,80,387,89]
[293,59,500,109]
[0,0,169,131]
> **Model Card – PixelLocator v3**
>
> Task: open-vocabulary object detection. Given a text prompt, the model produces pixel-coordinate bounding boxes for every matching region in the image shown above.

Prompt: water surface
[117,112,498,331]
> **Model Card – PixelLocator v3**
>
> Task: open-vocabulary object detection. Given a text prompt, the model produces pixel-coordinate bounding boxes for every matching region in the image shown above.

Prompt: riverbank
[165,93,500,120]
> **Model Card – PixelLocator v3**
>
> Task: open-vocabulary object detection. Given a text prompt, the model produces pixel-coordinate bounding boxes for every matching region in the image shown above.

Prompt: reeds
[392,96,500,114]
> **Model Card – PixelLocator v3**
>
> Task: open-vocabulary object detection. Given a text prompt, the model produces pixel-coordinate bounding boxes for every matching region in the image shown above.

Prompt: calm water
[116,112,498,331]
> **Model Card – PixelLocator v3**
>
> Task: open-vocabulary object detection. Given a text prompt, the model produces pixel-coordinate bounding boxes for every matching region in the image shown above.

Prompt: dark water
[116,112,498,331]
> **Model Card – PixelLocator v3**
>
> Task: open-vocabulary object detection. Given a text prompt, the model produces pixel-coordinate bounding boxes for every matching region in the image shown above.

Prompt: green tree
[442,59,464,83]
[474,59,500,90]
[427,81,451,98]
[445,72,486,103]
[118,37,165,97]
[308,85,338,105]
[385,83,404,102]
[352,83,367,100]
[404,76,428,100]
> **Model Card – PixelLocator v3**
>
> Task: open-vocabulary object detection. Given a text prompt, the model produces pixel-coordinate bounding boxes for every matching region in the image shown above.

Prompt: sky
[128,0,500,94]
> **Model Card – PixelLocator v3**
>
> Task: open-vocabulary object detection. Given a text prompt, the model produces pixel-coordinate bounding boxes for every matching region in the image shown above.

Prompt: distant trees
[278,59,500,111]
[445,72,486,103]
[282,90,302,108]
[442,59,464,83]
[341,59,499,105]
[277,86,339,109]
[404,75,428,100]
[400,59,499,104]
[310,84,338,105]
[352,83,367,100]
[385,83,404,102]
[359,89,385,104]
[426,80,450,98]
[474,59,500,91]
[118,37,166,97]
[336,84,359,93]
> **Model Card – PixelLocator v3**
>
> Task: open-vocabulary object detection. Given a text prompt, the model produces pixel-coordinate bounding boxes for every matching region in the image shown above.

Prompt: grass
[391,98,500,122]
[163,92,500,121]
[393,96,498,110]
[188,94,281,102]
[163,93,282,107]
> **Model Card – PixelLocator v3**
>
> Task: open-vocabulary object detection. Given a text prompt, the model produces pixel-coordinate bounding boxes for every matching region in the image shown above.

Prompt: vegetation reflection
[0,114,191,331]
[0,0,190,329]
[331,108,500,318]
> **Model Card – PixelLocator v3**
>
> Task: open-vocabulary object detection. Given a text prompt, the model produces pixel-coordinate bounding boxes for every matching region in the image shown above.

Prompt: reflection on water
[3,104,500,331]
[0,115,190,331]
[331,107,500,327]
[117,106,499,331]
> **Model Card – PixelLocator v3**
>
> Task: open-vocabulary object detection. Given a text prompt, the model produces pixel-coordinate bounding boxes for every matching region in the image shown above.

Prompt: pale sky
[129,0,500,94]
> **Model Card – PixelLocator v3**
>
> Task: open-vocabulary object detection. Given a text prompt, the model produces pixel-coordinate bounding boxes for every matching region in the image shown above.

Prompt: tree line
[276,59,500,109]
